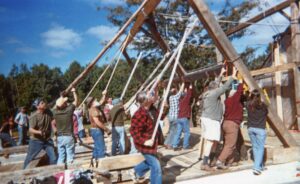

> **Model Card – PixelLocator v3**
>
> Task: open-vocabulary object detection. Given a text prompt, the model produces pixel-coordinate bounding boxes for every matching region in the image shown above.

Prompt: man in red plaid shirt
[130,89,162,184]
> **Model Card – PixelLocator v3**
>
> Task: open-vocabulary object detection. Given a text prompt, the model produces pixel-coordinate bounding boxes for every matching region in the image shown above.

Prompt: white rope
[104,35,130,91]
[79,41,126,107]
[120,52,143,100]
[151,18,198,141]
[124,52,171,109]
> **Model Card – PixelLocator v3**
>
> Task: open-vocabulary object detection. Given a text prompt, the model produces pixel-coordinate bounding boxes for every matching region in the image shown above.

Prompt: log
[98,153,145,171]
[188,0,298,147]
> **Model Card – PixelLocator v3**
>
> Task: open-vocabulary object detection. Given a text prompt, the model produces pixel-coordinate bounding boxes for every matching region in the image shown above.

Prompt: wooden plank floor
[0,126,299,183]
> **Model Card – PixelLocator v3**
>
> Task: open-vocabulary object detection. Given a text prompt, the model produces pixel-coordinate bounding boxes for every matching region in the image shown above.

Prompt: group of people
[199,67,268,176]
[0,65,271,183]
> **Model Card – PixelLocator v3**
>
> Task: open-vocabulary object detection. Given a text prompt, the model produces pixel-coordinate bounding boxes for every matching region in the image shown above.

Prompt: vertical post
[188,0,298,147]
[274,42,284,121]
[291,1,300,129]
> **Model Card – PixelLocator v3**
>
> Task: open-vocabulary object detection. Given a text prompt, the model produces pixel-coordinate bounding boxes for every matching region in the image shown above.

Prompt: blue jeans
[57,135,75,164]
[173,118,190,148]
[90,128,106,159]
[78,129,86,139]
[164,120,177,146]
[111,126,125,155]
[248,127,266,172]
[17,125,24,145]
[0,133,17,147]
[134,154,162,184]
[129,136,138,154]
[23,139,57,169]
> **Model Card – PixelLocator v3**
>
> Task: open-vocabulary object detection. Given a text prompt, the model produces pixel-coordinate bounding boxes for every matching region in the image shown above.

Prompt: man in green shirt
[110,98,126,155]
[52,88,78,165]
[23,98,57,169]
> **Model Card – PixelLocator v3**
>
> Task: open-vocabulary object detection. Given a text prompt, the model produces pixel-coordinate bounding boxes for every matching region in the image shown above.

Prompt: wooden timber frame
[65,0,299,147]
[187,0,298,147]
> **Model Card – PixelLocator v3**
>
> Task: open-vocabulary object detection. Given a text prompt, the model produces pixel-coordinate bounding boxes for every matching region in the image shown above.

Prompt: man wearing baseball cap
[52,87,78,165]
[86,90,111,167]
[23,98,57,168]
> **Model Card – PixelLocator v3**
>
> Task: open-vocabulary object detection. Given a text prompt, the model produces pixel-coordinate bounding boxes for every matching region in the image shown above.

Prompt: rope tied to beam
[104,35,131,91]
[124,52,171,110]
[150,17,199,143]
[80,35,130,107]
[120,52,143,100]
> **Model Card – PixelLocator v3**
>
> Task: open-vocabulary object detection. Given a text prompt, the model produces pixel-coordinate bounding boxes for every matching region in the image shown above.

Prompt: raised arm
[99,90,107,106]
[71,88,78,107]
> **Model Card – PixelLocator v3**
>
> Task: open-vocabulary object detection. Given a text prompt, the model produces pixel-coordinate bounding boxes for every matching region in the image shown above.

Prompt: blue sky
[0,0,126,75]
[0,0,289,76]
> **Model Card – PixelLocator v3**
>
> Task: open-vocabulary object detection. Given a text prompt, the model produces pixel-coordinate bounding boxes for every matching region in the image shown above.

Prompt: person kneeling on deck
[52,88,78,165]
[86,93,111,167]
[110,98,126,155]
[200,67,236,171]
[130,90,162,184]
[23,98,57,169]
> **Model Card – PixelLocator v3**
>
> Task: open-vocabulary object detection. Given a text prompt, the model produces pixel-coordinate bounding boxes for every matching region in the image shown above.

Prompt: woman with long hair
[246,89,268,175]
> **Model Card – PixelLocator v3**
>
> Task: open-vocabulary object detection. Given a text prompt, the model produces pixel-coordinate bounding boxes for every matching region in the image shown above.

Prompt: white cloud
[16,46,38,54]
[50,51,67,58]
[41,24,82,50]
[79,0,125,6]
[100,0,125,5]
[6,37,23,45]
[86,25,118,42]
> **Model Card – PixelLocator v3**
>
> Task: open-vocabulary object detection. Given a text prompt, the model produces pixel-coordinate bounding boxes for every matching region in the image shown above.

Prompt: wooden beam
[188,0,298,147]
[0,164,65,183]
[0,145,28,156]
[184,64,223,82]
[226,0,295,36]
[63,0,150,94]
[250,62,300,76]
[98,153,144,171]
[123,0,162,49]
[279,10,291,21]
[144,13,186,76]
[274,42,284,121]
[290,1,300,129]
[272,146,300,164]
[122,49,144,84]
[145,14,170,53]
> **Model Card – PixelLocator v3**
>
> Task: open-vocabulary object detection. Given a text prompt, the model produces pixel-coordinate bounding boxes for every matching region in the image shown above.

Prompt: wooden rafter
[226,0,295,36]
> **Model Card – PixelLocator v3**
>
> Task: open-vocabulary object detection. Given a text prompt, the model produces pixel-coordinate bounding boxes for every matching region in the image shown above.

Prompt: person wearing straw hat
[52,87,78,165]
[86,93,111,167]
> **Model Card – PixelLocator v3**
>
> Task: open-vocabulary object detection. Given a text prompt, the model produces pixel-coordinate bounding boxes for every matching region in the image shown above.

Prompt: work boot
[210,157,218,167]
[200,164,215,171]
[216,160,228,170]
[253,169,261,175]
